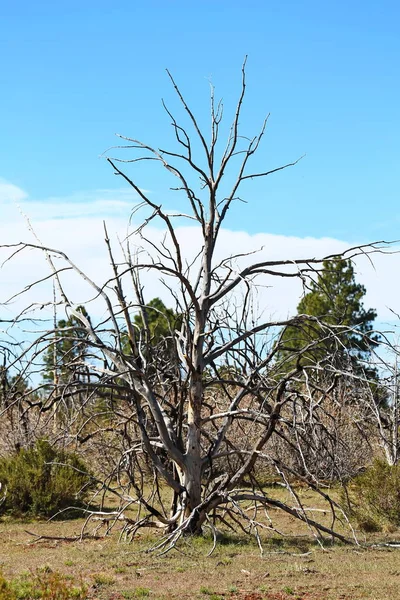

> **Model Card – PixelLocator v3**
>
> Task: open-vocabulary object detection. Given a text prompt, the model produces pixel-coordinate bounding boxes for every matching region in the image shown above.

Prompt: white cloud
[1,186,141,224]
[0,180,28,203]
[0,178,398,334]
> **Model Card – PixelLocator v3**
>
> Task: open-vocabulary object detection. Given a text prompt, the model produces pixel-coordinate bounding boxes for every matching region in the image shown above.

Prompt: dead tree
[0,60,390,549]
[359,338,400,467]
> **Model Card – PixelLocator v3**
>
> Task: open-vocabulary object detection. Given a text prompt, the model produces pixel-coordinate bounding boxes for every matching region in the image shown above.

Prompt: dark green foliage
[0,373,31,407]
[0,439,95,517]
[133,297,179,342]
[127,298,181,378]
[344,460,400,531]
[42,306,91,386]
[277,258,378,372]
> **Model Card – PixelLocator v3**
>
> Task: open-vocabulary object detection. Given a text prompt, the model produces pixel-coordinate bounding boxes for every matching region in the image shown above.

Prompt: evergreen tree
[43,306,91,387]
[277,258,379,373]
[133,297,179,345]
[131,298,181,378]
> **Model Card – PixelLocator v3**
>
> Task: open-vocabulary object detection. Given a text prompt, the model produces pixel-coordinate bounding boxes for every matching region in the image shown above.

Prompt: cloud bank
[0,179,398,332]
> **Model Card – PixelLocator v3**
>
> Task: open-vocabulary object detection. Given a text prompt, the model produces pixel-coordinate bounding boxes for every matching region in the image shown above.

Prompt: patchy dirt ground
[1,516,400,600]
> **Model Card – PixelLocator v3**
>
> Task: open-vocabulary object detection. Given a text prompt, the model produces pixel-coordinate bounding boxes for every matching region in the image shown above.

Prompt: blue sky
[1,0,399,244]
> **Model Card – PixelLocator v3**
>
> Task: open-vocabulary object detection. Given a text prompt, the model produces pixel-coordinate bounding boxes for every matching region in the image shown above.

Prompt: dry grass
[1,487,400,600]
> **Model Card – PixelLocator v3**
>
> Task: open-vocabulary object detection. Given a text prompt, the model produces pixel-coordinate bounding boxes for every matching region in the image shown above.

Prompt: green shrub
[92,574,114,587]
[344,459,400,531]
[0,569,87,600]
[0,439,95,518]
[0,572,16,600]
[121,590,150,600]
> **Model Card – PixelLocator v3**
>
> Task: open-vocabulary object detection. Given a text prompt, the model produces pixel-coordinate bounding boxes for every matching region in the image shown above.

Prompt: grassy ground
[1,488,400,600]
